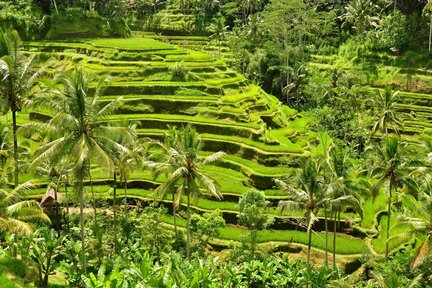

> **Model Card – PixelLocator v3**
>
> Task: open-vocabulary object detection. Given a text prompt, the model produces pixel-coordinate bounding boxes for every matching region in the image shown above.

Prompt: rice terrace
[0,0,432,287]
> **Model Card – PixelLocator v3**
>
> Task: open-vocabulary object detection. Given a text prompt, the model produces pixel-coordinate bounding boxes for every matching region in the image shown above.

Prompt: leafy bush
[169,61,189,81]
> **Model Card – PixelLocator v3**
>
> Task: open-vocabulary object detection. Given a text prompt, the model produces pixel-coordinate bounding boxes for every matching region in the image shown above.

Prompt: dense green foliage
[0,0,432,287]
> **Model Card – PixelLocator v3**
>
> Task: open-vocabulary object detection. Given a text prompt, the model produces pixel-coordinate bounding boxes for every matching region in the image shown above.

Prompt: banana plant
[84,265,125,288]
[29,228,64,287]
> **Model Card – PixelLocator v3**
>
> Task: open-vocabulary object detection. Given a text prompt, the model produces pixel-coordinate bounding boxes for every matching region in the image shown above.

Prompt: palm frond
[278,200,303,212]
[412,235,430,269]
[201,151,225,165]
[195,171,222,200]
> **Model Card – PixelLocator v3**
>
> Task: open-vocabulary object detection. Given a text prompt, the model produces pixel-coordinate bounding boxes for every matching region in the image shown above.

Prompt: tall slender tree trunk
[172,192,177,236]
[53,182,60,237]
[89,171,97,224]
[51,0,59,14]
[12,110,18,188]
[324,206,329,266]
[123,174,128,223]
[429,18,432,52]
[307,227,312,266]
[385,182,392,259]
[113,171,118,253]
[333,211,337,268]
[186,192,191,258]
[251,229,256,260]
[78,178,87,275]
[65,179,69,232]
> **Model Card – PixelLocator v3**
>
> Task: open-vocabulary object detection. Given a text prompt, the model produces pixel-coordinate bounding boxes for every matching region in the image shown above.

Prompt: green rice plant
[160,215,368,254]
[87,37,173,50]
[165,50,213,61]
[201,133,304,154]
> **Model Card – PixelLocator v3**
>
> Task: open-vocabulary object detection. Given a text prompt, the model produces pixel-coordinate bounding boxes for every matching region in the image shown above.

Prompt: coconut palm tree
[145,125,224,258]
[23,68,135,274]
[117,136,143,223]
[0,28,47,187]
[0,181,50,236]
[277,157,327,266]
[392,185,432,269]
[340,0,381,40]
[326,146,364,267]
[207,16,229,56]
[242,0,261,22]
[244,14,262,41]
[370,136,418,258]
[371,87,403,138]
[389,135,432,268]
[315,134,363,267]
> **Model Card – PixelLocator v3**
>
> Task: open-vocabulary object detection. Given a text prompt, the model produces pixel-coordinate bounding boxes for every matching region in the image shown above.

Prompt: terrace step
[112,114,259,137]
[102,81,223,96]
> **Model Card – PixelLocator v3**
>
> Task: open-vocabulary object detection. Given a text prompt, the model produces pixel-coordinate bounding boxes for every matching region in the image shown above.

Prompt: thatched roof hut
[41,187,62,207]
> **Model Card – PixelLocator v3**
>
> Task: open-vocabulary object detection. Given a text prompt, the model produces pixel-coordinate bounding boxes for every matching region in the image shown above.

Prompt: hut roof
[41,188,62,205]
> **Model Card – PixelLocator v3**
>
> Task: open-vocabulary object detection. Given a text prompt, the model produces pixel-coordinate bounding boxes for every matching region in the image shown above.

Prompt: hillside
[3,33,382,263]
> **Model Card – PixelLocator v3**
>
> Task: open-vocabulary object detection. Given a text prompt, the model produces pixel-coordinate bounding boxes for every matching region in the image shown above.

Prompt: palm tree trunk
[123,174,128,223]
[51,0,59,14]
[89,171,97,224]
[172,192,177,236]
[307,227,312,266]
[12,110,18,188]
[251,229,256,260]
[78,178,87,275]
[187,192,191,258]
[324,206,329,266]
[385,183,392,259]
[65,179,69,232]
[113,171,118,253]
[429,18,432,52]
[333,211,337,268]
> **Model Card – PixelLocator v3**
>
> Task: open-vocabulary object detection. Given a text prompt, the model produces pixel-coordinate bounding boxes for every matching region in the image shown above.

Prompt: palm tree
[392,186,432,269]
[389,135,432,268]
[0,122,12,184]
[242,0,260,22]
[146,125,224,258]
[340,0,381,40]
[0,181,50,236]
[370,136,417,258]
[244,14,263,42]
[315,133,363,267]
[372,87,403,138]
[207,16,229,56]
[117,137,143,223]
[326,146,364,267]
[277,157,327,266]
[24,68,135,274]
[0,28,47,187]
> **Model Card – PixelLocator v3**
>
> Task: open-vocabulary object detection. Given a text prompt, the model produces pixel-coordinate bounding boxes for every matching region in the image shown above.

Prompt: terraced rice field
[310,55,432,138]
[8,32,420,259]
[308,53,432,257]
